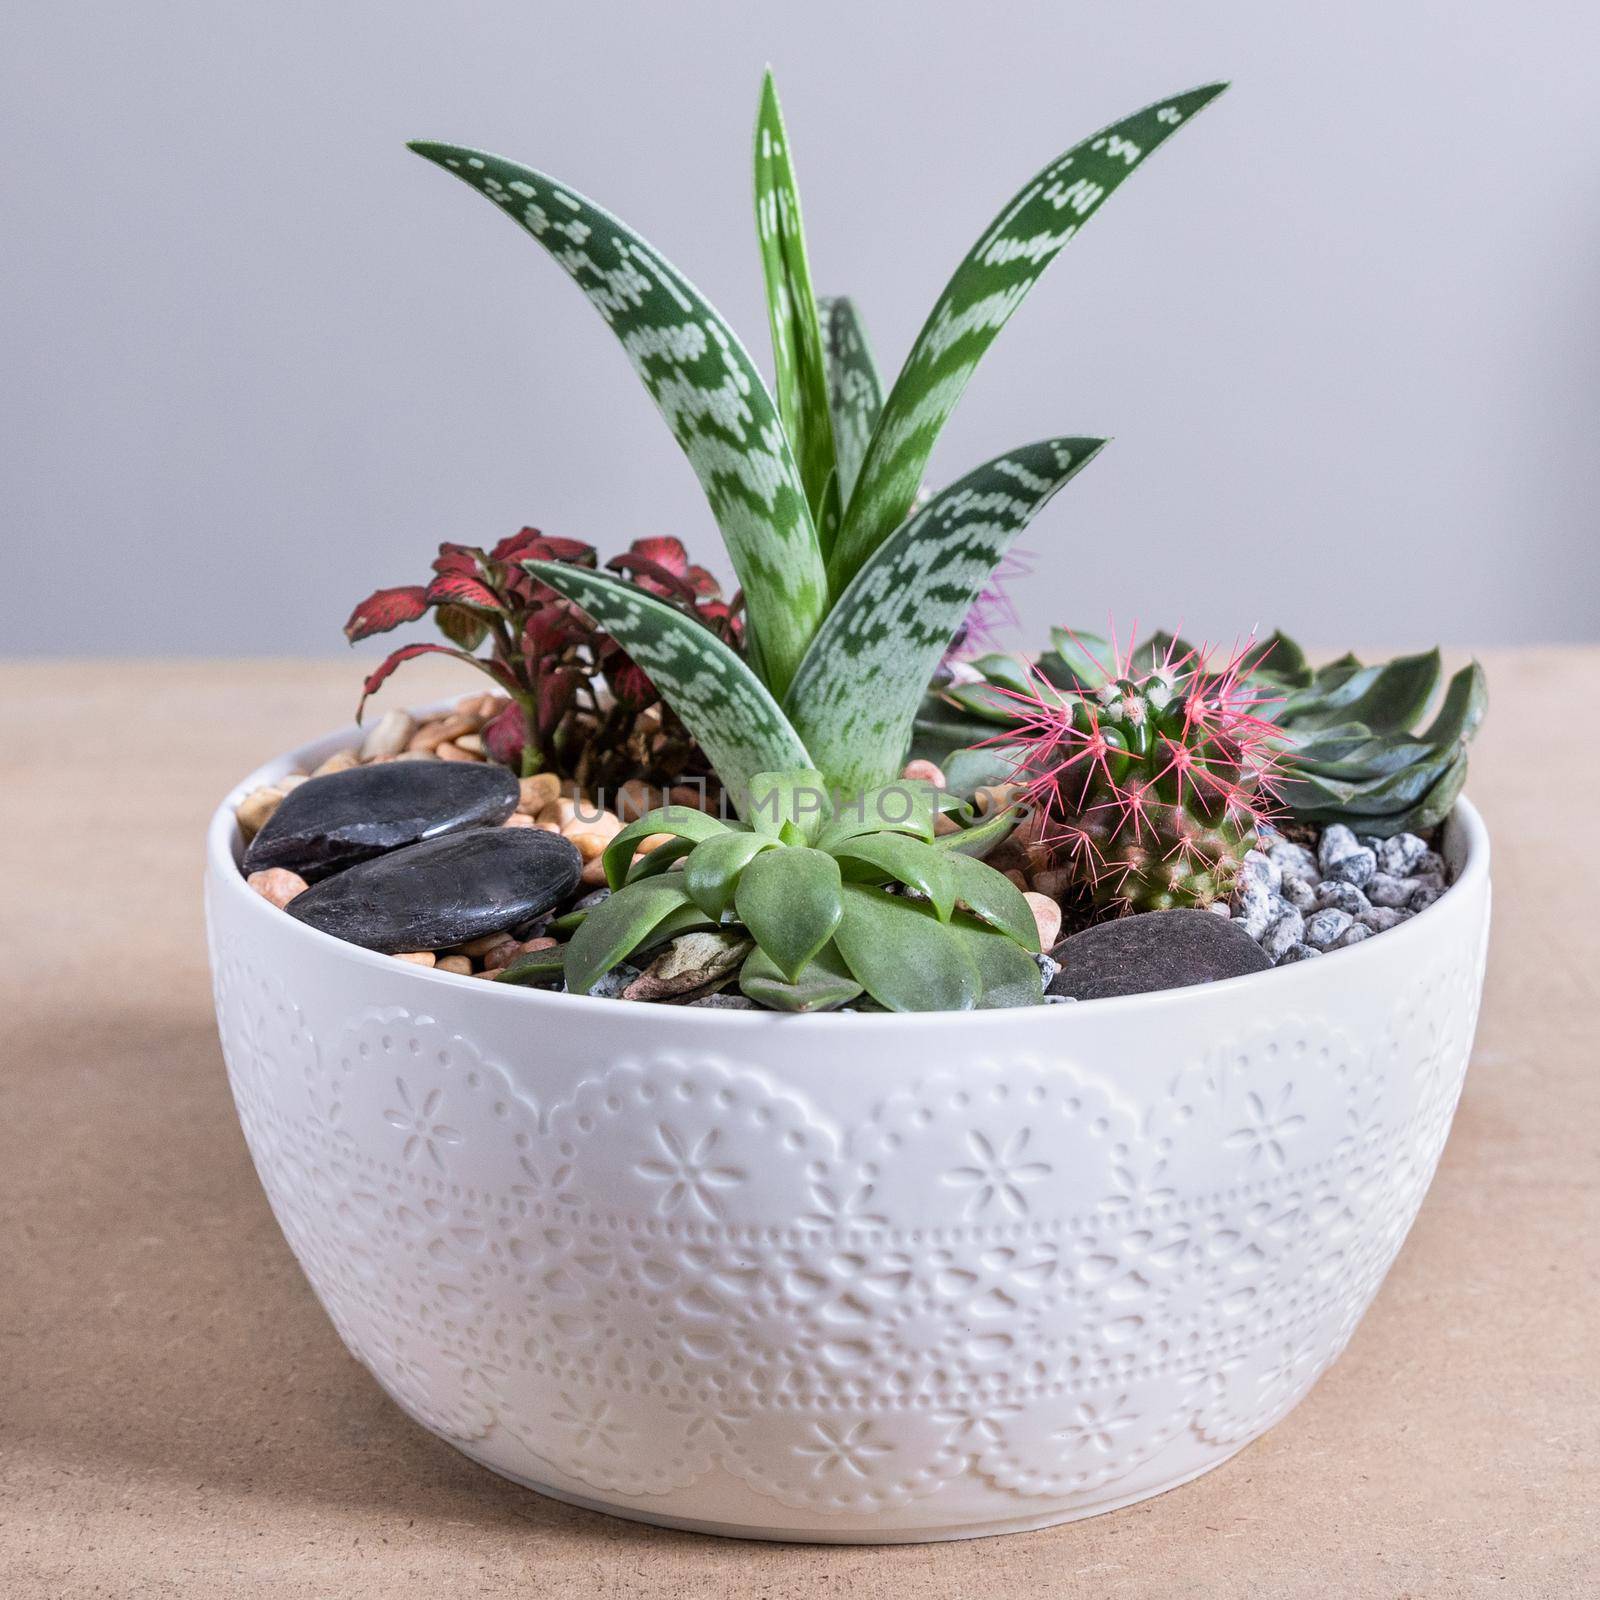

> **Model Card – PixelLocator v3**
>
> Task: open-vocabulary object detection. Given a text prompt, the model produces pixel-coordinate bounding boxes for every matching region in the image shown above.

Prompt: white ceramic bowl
[206,718,1491,1543]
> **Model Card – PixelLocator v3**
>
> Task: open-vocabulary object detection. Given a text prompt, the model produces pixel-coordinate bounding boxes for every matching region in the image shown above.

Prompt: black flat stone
[242,761,519,881]
[286,828,582,953]
[1048,908,1271,1002]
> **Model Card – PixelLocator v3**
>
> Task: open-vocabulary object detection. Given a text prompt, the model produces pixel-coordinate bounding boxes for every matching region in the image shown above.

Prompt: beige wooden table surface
[2,654,1595,1598]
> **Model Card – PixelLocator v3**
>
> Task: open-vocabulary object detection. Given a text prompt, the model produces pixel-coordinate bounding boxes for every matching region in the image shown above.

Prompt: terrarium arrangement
[232,72,1483,1012]
[209,70,1495,1544]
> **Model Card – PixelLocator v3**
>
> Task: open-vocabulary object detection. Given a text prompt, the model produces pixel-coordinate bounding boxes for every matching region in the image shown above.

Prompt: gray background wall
[4,1,1597,660]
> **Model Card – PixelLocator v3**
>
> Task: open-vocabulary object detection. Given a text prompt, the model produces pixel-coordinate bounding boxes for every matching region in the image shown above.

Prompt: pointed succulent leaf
[789,438,1106,797]
[754,72,836,519]
[563,878,694,995]
[409,142,827,695]
[523,561,812,815]
[1044,627,1117,688]
[940,743,1026,801]
[814,779,937,850]
[944,851,1039,950]
[493,946,567,986]
[734,846,843,982]
[345,585,430,643]
[934,800,1026,860]
[1242,629,1313,689]
[820,295,884,502]
[829,83,1227,586]
[1422,660,1488,747]
[1278,651,1440,733]
[909,695,1003,767]
[683,830,779,920]
[746,767,831,843]
[952,916,1046,1008]
[1289,745,1469,837]
[601,806,730,890]
[833,832,957,920]
[833,885,980,1012]
[739,940,863,1012]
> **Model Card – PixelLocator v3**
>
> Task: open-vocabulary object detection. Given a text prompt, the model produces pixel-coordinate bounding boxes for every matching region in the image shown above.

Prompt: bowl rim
[206,713,1490,1032]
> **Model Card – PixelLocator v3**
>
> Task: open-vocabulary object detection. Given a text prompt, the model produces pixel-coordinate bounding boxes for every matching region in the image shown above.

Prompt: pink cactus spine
[988,627,1293,913]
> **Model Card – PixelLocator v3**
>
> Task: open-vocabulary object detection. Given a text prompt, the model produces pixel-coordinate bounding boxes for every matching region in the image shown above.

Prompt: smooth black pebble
[1048,908,1271,1002]
[242,761,518,881]
[286,828,582,953]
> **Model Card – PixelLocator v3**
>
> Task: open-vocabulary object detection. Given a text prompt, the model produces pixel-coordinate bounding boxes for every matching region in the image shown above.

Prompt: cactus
[982,630,1287,912]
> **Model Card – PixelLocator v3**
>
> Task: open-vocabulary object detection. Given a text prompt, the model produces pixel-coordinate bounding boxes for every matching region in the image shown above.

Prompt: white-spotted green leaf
[410,141,827,695]
[820,296,884,504]
[523,561,811,816]
[684,831,779,921]
[788,438,1105,797]
[734,847,843,982]
[754,72,836,521]
[828,83,1227,588]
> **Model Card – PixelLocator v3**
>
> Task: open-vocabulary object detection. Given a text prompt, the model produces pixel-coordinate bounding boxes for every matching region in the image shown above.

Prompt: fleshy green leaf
[409,141,827,695]
[788,439,1105,796]
[1422,660,1488,747]
[602,806,729,890]
[813,779,938,850]
[493,947,566,986]
[563,879,693,995]
[746,767,831,843]
[1278,651,1441,734]
[683,830,779,920]
[820,295,884,504]
[940,744,1026,801]
[828,83,1227,588]
[953,916,1046,1008]
[935,801,1026,860]
[944,851,1040,950]
[833,885,980,1012]
[1045,627,1116,688]
[739,940,863,1012]
[834,832,957,920]
[734,847,843,982]
[754,72,836,520]
[523,561,812,815]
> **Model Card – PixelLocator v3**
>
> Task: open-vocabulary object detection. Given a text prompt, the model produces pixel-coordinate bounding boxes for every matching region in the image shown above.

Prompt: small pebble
[1409,883,1445,911]
[1278,941,1321,963]
[502,812,537,828]
[519,772,562,815]
[573,887,612,912]
[236,786,284,839]
[1281,876,1317,912]
[1231,878,1276,939]
[394,951,436,967]
[1043,993,1078,1005]
[1315,880,1371,918]
[1365,873,1413,908]
[1303,907,1354,950]
[358,709,416,761]
[900,759,947,789]
[1259,906,1305,962]
[1333,924,1373,949]
[1325,846,1376,888]
[1376,833,1428,876]
[1317,823,1359,875]
[246,867,308,908]
[311,749,360,778]
[1237,849,1281,893]
[1415,849,1446,878]
[589,963,642,999]
[1267,840,1318,883]
[436,954,472,975]
[1034,952,1062,988]
[688,992,760,1009]
[1207,900,1232,918]
[1024,892,1062,951]
[1360,906,1411,933]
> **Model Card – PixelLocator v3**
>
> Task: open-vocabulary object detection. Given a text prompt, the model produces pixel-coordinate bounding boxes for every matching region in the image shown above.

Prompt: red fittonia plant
[346,529,742,789]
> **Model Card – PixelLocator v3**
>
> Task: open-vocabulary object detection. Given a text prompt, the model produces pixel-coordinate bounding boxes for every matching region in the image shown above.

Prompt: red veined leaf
[625,536,689,575]
[523,601,589,659]
[431,542,484,577]
[491,526,596,567]
[435,603,490,651]
[356,642,494,719]
[605,550,697,602]
[609,658,657,706]
[681,563,722,599]
[536,666,583,739]
[425,571,504,611]
[344,585,429,643]
[482,700,529,767]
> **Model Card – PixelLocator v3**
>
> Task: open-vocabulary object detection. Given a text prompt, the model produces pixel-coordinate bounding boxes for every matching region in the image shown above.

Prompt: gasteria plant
[346,530,739,791]
[501,772,1041,1011]
[407,73,1226,1002]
